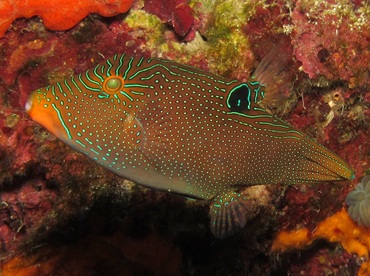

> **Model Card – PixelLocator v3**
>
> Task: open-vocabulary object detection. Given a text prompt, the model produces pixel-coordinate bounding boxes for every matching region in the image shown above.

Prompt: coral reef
[0,0,369,274]
[271,208,370,275]
[0,0,133,38]
[0,180,57,262]
[291,0,370,88]
[143,0,196,40]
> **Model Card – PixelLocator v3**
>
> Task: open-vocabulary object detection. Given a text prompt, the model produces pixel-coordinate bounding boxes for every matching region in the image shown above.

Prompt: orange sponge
[0,0,133,38]
[271,208,370,275]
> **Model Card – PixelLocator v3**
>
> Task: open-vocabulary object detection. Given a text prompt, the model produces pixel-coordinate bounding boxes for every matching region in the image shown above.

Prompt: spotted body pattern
[26,54,354,238]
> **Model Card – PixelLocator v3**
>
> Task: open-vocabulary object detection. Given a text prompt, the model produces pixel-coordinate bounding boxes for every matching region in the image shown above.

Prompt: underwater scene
[0,0,369,275]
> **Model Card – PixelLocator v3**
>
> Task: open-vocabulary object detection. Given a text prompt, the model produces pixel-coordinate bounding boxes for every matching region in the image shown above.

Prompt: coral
[0,0,369,274]
[199,0,254,79]
[291,0,370,87]
[0,0,133,38]
[0,180,57,262]
[1,35,58,85]
[143,0,196,40]
[346,175,370,227]
[271,208,370,275]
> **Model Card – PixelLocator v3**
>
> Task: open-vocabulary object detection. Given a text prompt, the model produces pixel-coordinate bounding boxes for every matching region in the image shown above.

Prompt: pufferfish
[25,53,354,238]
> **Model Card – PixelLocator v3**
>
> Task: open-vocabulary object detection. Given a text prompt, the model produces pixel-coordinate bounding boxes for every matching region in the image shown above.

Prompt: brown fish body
[26,54,354,238]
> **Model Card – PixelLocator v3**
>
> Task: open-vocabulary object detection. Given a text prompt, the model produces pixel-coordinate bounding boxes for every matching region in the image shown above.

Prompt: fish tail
[296,138,354,182]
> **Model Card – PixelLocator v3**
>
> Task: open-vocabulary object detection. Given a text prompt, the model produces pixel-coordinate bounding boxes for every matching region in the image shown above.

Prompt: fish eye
[103,76,124,94]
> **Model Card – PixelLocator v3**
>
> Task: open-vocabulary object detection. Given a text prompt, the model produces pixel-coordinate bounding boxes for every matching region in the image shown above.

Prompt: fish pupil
[108,79,120,89]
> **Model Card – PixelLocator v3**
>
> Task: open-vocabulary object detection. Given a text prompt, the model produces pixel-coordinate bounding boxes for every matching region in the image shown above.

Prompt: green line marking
[79,74,100,92]
[75,139,87,148]
[125,83,154,89]
[85,137,93,145]
[94,65,104,82]
[64,80,74,96]
[51,103,72,139]
[129,64,177,80]
[124,57,134,80]
[71,76,82,92]
[226,111,274,119]
[56,83,67,97]
[115,54,125,76]
[85,70,100,86]
[137,57,144,67]
[106,59,113,77]
[120,91,134,102]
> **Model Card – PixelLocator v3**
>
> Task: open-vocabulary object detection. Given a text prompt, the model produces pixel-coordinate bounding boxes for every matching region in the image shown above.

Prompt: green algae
[5,114,20,128]
[125,10,168,53]
[198,0,253,77]
[124,0,257,78]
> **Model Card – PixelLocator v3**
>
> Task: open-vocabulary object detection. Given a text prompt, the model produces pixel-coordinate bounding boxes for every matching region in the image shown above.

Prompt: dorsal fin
[252,42,294,112]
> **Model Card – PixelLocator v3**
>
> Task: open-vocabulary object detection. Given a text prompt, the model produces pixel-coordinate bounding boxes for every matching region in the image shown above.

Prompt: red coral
[0,0,133,38]
[1,34,58,86]
[144,0,196,41]
[243,2,291,57]
[0,180,57,263]
[292,2,370,86]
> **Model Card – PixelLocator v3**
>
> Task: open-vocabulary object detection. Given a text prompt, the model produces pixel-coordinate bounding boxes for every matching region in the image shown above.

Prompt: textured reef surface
[0,0,369,275]
[0,0,133,38]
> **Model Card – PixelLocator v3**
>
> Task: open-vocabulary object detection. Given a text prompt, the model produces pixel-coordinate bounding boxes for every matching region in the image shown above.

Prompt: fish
[25,53,354,238]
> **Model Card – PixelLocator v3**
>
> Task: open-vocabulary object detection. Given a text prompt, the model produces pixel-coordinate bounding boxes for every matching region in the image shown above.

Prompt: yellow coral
[271,208,370,275]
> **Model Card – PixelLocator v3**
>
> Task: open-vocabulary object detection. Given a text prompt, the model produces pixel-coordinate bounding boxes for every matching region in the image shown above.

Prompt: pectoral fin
[210,186,272,239]
[135,103,173,168]
[209,191,249,239]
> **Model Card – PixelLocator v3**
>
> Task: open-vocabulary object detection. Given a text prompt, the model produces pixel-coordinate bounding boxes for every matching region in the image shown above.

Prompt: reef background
[0,0,369,275]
